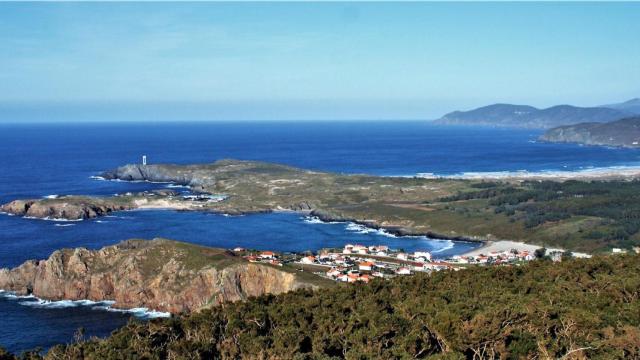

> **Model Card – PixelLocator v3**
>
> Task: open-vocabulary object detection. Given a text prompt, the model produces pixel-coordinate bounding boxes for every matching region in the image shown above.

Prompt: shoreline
[416,165,640,181]
[0,290,170,319]
[459,240,591,258]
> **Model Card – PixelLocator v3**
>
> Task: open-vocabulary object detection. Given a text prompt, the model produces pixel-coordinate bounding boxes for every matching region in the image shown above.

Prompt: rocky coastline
[0,159,504,247]
[0,197,135,221]
[540,116,640,148]
[309,209,486,244]
[0,238,323,314]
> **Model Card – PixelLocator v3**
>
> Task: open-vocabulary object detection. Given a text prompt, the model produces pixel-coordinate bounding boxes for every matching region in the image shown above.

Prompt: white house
[413,251,432,261]
[422,262,451,271]
[326,268,342,278]
[301,256,316,264]
[358,261,374,271]
[396,267,411,275]
[259,251,275,259]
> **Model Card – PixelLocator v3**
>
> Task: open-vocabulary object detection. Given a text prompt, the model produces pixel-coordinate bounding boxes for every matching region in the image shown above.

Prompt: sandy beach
[462,240,563,257]
[418,166,640,181]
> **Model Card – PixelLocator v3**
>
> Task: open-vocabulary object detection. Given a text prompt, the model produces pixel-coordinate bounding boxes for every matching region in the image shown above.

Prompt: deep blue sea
[1,121,640,353]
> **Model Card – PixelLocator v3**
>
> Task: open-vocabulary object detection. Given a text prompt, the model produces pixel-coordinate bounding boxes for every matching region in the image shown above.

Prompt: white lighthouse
[142,155,147,166]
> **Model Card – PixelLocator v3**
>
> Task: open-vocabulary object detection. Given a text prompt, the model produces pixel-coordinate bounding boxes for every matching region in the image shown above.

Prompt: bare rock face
[0,197,134,220]
[0,239,319,313]
[101,164,196,185]
[0,200,35,216]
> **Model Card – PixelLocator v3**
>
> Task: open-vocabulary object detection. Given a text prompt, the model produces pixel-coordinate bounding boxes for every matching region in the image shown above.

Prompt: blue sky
[1,2,639,122]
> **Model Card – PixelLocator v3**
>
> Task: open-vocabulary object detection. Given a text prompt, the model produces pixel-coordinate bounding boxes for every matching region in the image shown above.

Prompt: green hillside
[6,254,637,359]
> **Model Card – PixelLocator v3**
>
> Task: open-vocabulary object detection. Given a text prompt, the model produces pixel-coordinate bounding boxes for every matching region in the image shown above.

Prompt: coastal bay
[2,122,640,353]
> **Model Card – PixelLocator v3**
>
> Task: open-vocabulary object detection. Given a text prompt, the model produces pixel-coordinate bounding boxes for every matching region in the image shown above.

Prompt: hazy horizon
[1,2,639,122]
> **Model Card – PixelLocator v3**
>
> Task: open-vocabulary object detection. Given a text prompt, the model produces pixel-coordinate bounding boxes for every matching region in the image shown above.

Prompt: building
[260,251,275,259]
[358,261,374,272]
[422,262,452,271]
[301,256,316,264]
[414,251,432,261]
[351,245,368,254]
[326,268,342,278]
[396,267,411,275]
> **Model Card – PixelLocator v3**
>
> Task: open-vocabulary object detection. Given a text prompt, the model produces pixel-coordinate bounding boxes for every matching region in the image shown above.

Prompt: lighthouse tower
[142,155,147,166]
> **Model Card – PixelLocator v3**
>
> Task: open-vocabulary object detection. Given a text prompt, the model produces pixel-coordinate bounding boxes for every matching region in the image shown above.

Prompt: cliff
[433,103,629,129]
[0,191,198,221]
[0,239,326,313]
[0,196,135,220]
[40,254,640,359]
[540,116,640,148]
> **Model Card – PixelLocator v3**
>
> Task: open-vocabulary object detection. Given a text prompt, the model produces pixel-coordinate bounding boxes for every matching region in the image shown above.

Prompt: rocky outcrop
[0,197,134,220]
[540,116,640,148]
[0,239,322,313]
[101,164,196,185]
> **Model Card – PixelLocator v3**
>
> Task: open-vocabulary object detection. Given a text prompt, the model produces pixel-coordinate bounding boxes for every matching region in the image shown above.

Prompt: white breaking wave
[95,220,108,223]
[23,216,83,222]
[416,164,640,180]
[1,291,169,319]
[431,240,455,253]
[221,213,244,217]
[89,175,187,187]
[0,290,36,300]
[302,216,329,224]
[344,222,399,238]
[166,184,189,189]
[54,223,76,227]
[301,216,342,225]
[345,223,377,234]
[43,194,59,199]
[103,307,171,319]
[18,299,114,309]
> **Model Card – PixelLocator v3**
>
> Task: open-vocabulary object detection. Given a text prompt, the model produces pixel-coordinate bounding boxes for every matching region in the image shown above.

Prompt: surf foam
[1,291,170,319]
[416,164,640,180]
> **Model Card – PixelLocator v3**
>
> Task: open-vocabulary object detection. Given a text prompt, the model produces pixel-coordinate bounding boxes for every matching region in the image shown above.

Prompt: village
[234,243,545,284]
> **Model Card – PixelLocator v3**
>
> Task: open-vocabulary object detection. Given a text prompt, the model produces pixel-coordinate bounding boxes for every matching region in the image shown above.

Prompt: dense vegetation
[3,254,638,359]
[440,180,640,251]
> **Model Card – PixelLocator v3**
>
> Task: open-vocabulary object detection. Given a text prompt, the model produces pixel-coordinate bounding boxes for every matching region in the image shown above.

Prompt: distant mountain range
[540,116,640,148]
[433,98,640,129]
[601,98,640,115]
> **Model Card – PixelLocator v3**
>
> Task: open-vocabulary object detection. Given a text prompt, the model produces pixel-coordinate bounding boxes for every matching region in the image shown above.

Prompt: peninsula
[432,103,629,129]
[0,238,329,313]
[540,116,640,148]
[4,159,640,253]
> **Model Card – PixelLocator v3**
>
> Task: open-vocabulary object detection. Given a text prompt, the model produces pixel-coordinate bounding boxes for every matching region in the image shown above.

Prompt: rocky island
[540,116,640,148]
[0,238,329,313]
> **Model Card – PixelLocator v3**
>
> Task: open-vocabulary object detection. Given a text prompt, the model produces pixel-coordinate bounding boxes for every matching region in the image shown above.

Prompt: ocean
[1,121,640,353]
